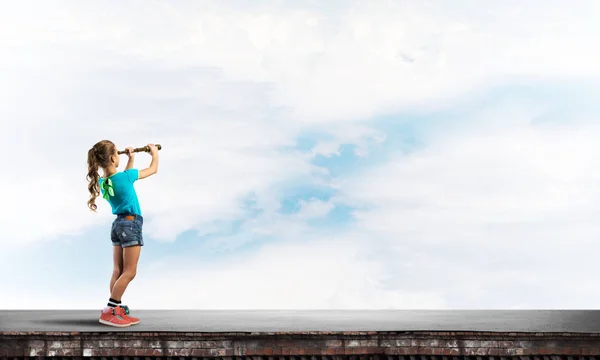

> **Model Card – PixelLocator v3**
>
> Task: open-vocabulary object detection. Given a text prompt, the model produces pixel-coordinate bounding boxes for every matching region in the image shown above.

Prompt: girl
[86,140,159,327]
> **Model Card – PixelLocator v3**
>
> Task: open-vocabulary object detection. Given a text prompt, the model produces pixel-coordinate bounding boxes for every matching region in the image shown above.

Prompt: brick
[325,340,343,347]
[301,347,316,355]
[498,348,523,356]
[183,341,202,348]
[354,347,381,354]
[115,339,146,348]
[513,340,535,348]
[153,349,164,356]
[544,341,562,348]
[47,348,82,357]
[463,340,481,348]
[199,340,218,347]
[47,341,64,349]
[406,347,419,354]
[242,340,263,349]
[463,348,486,356]
[192,349,209,357]
[216,340,234,347]
[28,340,45,348]
[418,347,433,355]
[414,339,435,347]
[498,341,514,348]
[148,340,162,348]
[386,347,410,355]
[480,340,498,348]
[134,349,147,356]
[201,348,233,356]
[346,340,378,347]
[97,340,113,347]
[369,346,385,354]
[29,347,45,357]
[86,348,103,356]
[444,340,459,347]
[112,348,126,356]
[165,340,184,348]
[381,339,411,347]
[166,348,192,356]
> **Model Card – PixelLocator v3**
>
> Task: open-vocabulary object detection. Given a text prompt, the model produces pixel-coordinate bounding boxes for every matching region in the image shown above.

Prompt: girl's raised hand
[147,144,158,156]
[125,146,135,157]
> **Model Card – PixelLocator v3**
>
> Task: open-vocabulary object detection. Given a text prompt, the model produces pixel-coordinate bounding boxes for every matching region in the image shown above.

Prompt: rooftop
[1,310,600,333]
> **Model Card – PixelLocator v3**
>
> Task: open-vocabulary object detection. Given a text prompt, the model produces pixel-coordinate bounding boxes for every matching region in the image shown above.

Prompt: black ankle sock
[107,298,122,307]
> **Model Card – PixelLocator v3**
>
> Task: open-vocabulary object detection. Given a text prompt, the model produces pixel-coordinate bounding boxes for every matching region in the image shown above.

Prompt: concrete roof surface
[1,310,599,333]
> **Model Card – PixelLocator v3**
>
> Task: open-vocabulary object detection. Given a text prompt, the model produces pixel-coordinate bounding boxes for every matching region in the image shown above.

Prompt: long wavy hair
[86,140,117,212]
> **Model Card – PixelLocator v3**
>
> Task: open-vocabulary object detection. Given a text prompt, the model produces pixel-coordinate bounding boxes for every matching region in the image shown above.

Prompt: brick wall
[2,331,600,358]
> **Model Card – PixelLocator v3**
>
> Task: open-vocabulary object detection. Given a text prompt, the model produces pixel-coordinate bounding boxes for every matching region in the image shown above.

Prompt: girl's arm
[125,156,135,170]
[138,144,159,180]
[125,147,135,170]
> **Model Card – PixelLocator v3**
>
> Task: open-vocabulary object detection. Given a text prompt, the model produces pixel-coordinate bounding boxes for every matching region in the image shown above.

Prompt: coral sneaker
[99,306,131,327]
[119,305,140,325]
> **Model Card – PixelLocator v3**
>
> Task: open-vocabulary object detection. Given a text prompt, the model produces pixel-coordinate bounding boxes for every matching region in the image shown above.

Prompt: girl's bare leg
[110,246,124,293]
[110,245,142,301]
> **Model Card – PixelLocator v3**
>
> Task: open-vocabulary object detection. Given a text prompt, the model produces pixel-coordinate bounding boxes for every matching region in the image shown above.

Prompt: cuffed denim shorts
[111,213,144,248]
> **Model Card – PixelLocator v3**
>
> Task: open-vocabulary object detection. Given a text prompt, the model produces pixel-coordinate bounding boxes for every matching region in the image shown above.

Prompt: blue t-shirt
[98,169,142,216]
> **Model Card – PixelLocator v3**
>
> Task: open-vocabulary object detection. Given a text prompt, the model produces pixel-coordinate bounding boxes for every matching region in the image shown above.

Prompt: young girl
[86,140,159,327]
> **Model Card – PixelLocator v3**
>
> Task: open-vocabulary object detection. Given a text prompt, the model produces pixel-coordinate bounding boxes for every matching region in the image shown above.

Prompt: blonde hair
[86,140,116,211]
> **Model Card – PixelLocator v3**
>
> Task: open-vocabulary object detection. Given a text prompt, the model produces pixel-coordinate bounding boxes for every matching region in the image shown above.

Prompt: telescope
[117,144,162,155]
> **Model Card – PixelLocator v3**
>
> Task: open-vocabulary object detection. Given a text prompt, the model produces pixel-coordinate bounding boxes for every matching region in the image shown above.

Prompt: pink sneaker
[99,306,131,327]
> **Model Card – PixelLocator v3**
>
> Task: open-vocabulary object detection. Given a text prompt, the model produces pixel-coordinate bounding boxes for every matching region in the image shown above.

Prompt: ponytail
[86,140,117,212]
[87,148,100,212]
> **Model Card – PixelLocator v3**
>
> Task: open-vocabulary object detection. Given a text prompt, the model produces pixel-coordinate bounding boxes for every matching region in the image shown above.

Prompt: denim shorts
[111,213,144,247]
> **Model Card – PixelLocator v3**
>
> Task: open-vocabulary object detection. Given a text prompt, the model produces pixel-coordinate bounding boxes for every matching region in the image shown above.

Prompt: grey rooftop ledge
[2,309,600,333]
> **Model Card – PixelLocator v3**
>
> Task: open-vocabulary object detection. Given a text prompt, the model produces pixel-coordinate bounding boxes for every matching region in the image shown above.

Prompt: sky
[1,0,600,310]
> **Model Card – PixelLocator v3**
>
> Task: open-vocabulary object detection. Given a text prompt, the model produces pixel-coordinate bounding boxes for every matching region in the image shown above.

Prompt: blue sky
[2,0,600,310]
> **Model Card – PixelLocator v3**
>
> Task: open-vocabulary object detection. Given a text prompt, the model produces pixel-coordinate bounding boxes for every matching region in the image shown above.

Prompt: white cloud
[0,234,446,310]
[337,112,600,308]
[2,0,599,245]
[311,124,386,158]
[296,198,335,219]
